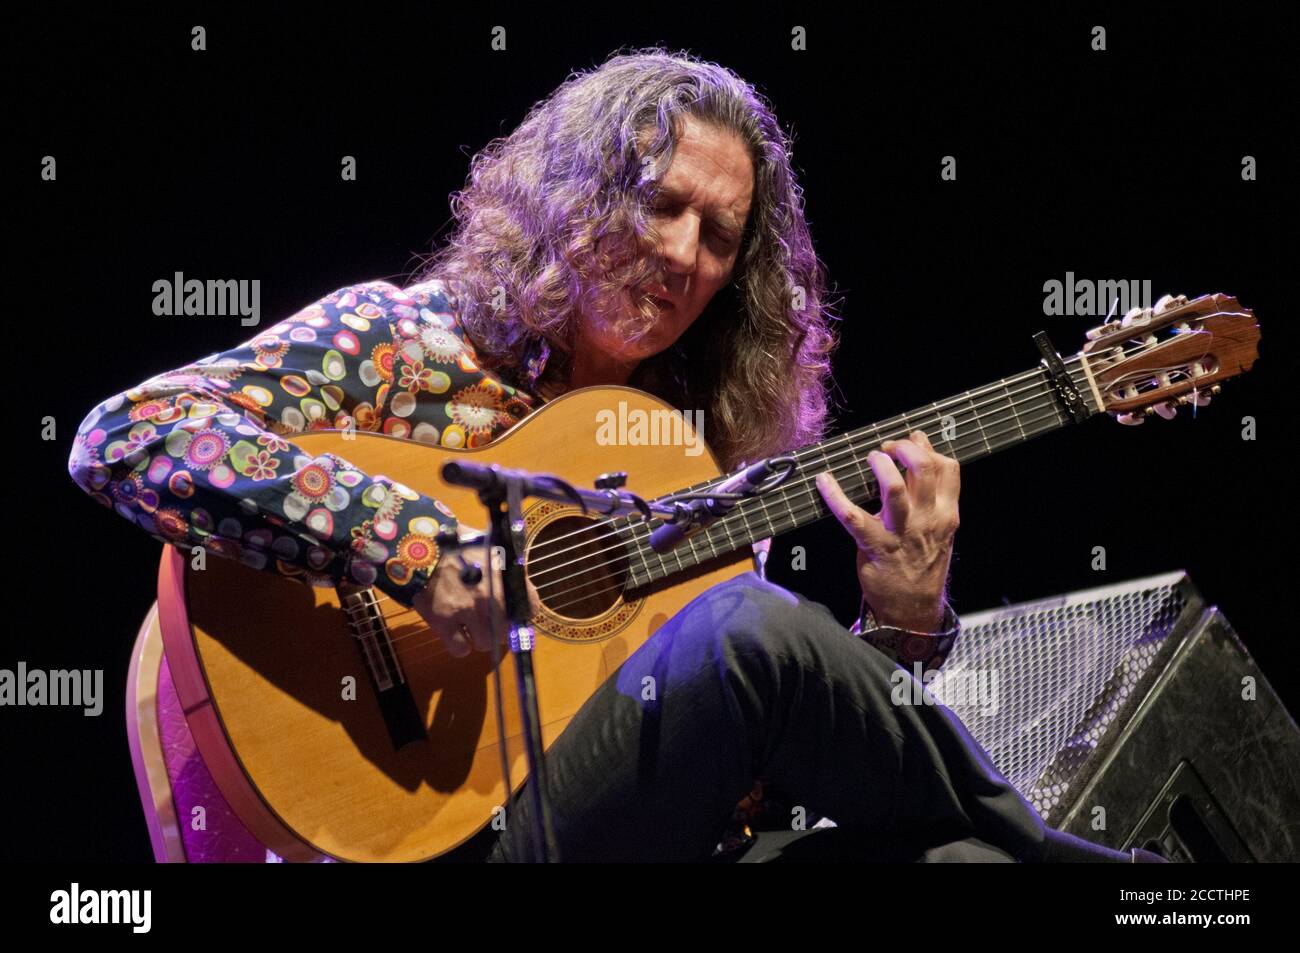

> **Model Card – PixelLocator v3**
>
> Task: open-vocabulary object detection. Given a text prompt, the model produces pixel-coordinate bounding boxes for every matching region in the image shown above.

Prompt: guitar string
[407,399,1068,631]
[517,365,1073,575]
[506,353,1094,566]
[523,333,1213,588]
[361,369,1086,643]
[513,313,1235,568]
[521,367,1084,588]
[373,355,1091,612]
[360,398,1072,660]
[366,384,1072,636]
[366,352,1087,622]
[389,403,1075,670]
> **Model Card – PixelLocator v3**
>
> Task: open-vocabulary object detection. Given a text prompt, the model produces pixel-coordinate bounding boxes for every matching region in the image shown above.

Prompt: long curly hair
[410,47,839,470]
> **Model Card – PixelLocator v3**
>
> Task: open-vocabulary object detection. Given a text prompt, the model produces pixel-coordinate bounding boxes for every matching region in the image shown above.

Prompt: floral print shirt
[68,278,539,609]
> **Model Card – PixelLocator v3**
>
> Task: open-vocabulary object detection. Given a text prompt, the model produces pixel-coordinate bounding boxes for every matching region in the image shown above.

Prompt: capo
[1033,331,1089,424]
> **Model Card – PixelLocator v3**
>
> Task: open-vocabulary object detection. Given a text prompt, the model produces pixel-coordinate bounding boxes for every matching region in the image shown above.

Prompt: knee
[675,572,837,662]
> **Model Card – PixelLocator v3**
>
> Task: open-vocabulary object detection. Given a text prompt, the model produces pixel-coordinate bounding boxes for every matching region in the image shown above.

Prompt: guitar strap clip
[1033,331,1089,424]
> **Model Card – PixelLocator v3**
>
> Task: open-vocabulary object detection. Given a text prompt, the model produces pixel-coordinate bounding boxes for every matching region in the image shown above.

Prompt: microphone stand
[487,473,556,863]
[440,461,655,864]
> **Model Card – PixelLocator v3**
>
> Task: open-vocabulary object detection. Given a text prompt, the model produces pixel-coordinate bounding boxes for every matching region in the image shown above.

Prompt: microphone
[648,458,782,554]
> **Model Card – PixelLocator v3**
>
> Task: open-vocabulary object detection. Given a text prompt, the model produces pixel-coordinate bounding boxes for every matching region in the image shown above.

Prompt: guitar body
[156,386,752,862]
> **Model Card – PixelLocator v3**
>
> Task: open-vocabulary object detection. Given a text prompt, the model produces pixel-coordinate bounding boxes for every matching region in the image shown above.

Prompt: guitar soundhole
[527,515,629,621]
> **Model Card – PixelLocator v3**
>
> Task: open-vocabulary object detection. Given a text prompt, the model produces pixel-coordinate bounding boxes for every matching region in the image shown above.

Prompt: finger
[936,452,960,506]
[414,588,469,658]
[466,615,495,653]
[815,471,870,547]
[442,622,473,658]
[907,429,961,505]
[525,576,544,617]
[816,470,893,555]
[909,429,960,497]
[866,449,910,532]
[474,587,516,652]
[880,436,935,507]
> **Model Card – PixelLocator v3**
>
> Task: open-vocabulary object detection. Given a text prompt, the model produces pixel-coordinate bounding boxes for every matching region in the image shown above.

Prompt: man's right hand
[410,540,541,658]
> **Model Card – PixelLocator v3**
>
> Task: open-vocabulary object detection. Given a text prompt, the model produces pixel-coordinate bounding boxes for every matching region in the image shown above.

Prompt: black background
[8,5,1294,862]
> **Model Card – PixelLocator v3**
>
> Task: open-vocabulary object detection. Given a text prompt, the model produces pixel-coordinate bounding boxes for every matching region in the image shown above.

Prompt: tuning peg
[1159,294,1188,314]
[1115,411,1146,426]
[1153,402,1178,420]
[1121,306,1151,329]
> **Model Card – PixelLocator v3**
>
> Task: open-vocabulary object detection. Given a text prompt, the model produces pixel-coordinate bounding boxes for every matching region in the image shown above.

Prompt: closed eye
[653,203,738,244]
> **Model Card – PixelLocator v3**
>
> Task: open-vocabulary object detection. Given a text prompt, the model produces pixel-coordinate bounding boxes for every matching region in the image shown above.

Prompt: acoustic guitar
[154,292,1260,861]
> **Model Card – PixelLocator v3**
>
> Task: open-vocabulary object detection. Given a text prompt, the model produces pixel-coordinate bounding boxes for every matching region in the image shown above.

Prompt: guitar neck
[622,351,1101,588]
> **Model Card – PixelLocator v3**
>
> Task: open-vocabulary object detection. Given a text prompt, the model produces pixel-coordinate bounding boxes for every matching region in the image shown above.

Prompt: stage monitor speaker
[939,570,1300,862]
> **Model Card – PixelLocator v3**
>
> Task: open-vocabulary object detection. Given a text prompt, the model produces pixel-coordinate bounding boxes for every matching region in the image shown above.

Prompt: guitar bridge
[341,588,427,749]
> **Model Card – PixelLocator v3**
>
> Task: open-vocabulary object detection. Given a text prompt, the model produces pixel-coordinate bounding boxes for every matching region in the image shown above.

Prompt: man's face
[584,115,755,363]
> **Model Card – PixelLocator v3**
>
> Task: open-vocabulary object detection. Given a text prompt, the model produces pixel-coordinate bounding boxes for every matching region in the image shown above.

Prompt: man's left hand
[815,429,960,632]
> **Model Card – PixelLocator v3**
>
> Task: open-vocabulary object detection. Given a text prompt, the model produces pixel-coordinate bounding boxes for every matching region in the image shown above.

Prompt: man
[69,48,1151,862]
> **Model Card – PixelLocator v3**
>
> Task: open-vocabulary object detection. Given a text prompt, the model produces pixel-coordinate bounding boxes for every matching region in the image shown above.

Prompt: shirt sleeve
[849,597,961,677]
[67,279,481,609]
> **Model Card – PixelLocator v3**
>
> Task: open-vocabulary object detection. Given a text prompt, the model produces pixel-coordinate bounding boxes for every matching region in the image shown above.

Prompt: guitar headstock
[1081,293,1260,424]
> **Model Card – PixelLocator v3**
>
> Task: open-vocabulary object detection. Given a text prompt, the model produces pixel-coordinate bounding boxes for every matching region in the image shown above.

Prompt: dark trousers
[437,572,1130,863]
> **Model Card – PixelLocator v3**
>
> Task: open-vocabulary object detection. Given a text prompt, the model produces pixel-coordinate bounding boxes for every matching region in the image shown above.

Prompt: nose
[658,218,699,280]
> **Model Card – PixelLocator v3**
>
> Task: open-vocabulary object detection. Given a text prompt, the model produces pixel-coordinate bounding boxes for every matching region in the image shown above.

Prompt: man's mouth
[641,290,676,311]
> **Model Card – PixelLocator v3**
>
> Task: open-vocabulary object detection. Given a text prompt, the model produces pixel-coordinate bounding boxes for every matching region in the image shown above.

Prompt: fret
[1033,370,1058,426]
[1003,378,1027,441]
[633,524,653,588]
[755,488,776,543]
[896,409,911,437]
[850,433,872,501]
[924,401,946,458]
[807,447,827,517]
[782,475,799,531]
[735,487,756,542]
[941,395,961,460]
[969,390,993,457]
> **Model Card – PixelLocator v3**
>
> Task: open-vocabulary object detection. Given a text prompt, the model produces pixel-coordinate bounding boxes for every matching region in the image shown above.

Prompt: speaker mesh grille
[934,574,1192,823]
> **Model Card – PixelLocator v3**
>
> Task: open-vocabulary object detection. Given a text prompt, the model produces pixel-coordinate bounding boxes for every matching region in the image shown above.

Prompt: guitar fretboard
[618,353,1101,588]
